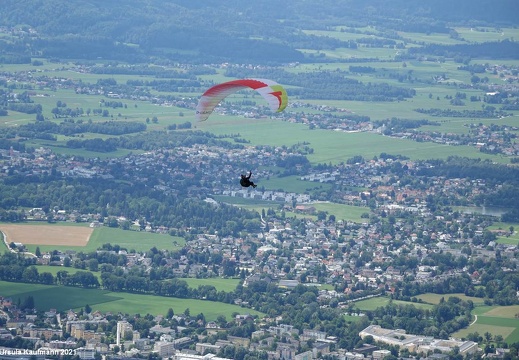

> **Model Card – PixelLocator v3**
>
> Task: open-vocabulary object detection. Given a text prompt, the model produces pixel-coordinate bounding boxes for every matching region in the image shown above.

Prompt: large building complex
[359,325,479,356]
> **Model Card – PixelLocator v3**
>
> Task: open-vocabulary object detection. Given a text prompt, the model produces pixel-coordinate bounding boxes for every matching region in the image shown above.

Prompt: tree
[21,295,35,311]
[166,308,174,319]
[35,247,41,257]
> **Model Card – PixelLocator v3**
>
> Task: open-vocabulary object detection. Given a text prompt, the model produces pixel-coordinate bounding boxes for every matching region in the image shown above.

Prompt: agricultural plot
[398,31,464,45]
[455,322,517,342]
[1,223,93,247]
[453,306,519,343]
[203,119,501,164]
[454,27,519,43]
[302,29,402,44]
[417,295,519,343]
[0,223,183,254]
[0,280,120,312]
[3,47,515,168]
[301,46,399,60]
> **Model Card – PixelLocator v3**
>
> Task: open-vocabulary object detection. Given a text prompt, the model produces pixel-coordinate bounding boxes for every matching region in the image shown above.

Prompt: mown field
[0,280,259,321]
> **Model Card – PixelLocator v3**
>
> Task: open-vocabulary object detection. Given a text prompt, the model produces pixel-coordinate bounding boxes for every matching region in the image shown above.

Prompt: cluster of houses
[1,299,487,360]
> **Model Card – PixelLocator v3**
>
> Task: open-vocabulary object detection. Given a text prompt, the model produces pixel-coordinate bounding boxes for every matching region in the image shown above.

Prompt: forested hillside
[1,0,518,64]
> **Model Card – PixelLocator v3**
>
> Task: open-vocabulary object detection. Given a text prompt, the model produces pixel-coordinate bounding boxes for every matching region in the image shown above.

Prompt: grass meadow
[260,175,333,193]
[202,118,502,164]
[416,292,487,306]
[454,27,519,43]
[309,202,369,223]
[0,280,260,321]
[353,296,434,312]
[180,277,241,293]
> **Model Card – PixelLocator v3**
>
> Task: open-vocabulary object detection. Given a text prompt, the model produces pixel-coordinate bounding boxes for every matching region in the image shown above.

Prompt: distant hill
[0,0,518,64]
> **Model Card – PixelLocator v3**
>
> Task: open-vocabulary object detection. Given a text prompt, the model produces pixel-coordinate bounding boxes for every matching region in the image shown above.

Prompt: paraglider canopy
[196,78,288,122]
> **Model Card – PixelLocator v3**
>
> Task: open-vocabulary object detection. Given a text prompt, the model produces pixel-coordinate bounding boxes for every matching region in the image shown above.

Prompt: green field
[310,202,369,223]
[261,175,333,194]
[0,280,261,321]
[416,294,519,343]
[3,52,516,167]
[489,222,519,245]
[201,118,503,165]
[35,265,101,279]
[353,296,434,311]
[454,27,519,43]
[417,293,487,306]
[33,265,241,292]
[351,294,519,343]
[215,195,370,223]
[21,225,185,254]
[453,306,519,343]
[180,277,241,293]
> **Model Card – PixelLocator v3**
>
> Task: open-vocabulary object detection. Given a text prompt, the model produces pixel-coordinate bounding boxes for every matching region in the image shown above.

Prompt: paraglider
[196,78,288,122]
[240,171,257,188]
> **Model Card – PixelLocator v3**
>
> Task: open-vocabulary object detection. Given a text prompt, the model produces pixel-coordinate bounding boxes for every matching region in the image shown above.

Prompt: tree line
[225,68,416,102]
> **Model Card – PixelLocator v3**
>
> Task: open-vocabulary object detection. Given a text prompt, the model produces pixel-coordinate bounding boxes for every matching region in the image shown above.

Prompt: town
[0,128,517,359]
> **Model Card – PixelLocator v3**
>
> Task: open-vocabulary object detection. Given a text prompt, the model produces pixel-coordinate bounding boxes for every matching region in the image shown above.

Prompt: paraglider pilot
[240,171,257,188]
